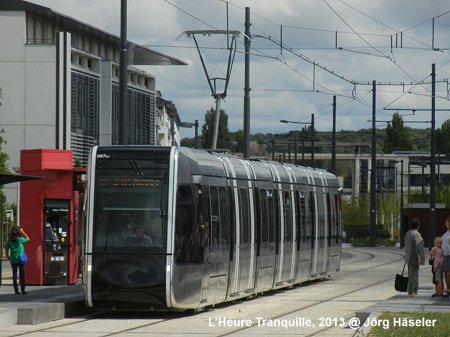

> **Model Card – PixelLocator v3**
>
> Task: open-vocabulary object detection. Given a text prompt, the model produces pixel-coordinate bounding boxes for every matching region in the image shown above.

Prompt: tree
[382,113,413,153]
[436,119,450,155]
[201,107,230,149]
[229,129,244,153]
[0,129,9,174]
[0,128,11,247]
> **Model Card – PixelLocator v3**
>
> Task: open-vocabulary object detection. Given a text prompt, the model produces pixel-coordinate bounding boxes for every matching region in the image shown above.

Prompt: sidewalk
[357,284,450,319]
[355,265,450,334]
[0,260,86,325]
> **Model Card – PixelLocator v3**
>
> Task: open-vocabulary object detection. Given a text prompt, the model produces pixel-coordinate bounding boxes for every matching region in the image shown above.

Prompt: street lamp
[179,120,199,149]
[280,114,315,166]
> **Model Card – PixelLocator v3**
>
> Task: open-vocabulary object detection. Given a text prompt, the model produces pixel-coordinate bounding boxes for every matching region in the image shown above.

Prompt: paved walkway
[0,260,85,325]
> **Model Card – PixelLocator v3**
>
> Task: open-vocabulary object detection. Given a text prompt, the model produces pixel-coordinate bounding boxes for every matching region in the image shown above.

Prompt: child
[430,236,444,298]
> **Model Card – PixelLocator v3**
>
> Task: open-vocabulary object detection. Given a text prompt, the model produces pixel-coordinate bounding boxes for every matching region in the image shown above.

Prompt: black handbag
[395,263,409,292]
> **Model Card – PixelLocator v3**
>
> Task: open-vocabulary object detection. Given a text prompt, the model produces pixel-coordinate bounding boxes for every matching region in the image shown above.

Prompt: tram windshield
[92,158,169,252]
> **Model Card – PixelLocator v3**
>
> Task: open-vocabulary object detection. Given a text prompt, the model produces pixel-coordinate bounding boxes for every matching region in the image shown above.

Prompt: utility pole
[370,80,377,247]
[430,63,436,248]
[331,95,336,173]
[119,0,128,145]
[311,113,315,167]
[194,119,199,149]
[243,7,251,159]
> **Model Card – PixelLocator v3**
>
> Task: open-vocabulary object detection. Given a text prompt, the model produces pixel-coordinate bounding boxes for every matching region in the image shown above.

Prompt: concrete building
[156,91,181,147]
[0,0,186,202]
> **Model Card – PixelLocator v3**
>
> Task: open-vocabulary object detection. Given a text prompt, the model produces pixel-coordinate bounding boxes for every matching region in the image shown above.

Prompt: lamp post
[179,120,199,149]
[280,114,315,166]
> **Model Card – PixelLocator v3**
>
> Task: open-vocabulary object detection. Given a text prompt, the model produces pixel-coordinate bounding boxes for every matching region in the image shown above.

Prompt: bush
[349,237,397,247]
[345,224,391,240]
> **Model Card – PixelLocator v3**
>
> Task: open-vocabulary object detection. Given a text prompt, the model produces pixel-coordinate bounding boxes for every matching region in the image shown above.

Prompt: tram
[82,146,343,311]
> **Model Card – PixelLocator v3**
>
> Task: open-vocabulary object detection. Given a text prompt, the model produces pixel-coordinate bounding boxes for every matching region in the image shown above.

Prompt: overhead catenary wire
[161,0,450,131]
[164,0,450,90]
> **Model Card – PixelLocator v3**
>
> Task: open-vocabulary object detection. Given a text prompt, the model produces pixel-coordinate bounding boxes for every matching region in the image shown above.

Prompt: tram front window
[93,159,168,252]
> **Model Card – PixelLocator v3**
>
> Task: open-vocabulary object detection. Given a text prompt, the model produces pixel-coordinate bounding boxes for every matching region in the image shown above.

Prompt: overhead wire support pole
[119,0,128,145]
[370,80,377,247]
[432,18,435,50]
[243,7,251,159]
[331,96,336,174]
[183,30,239,150]
[430,63,436,249]
[311,114,315,167]
[212,95,221,150]
[191,35,215,95]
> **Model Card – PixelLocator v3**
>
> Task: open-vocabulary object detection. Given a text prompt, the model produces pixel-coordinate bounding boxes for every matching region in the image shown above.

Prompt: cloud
[25,0,450,136]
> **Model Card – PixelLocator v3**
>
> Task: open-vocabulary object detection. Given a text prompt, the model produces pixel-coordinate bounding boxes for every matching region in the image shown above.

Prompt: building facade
[156,91,181,147]
[0,0,185,201]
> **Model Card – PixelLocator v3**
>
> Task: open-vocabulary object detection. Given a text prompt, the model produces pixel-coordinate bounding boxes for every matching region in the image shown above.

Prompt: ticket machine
[43,199,70,284]
[19,149,84,285]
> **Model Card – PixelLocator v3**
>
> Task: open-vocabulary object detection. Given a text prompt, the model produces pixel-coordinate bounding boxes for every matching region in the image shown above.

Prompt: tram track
[212,248,405,337]
[4,247,405,337]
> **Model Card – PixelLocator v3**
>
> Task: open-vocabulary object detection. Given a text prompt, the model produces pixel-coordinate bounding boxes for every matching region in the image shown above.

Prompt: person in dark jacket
[6,227,30,295]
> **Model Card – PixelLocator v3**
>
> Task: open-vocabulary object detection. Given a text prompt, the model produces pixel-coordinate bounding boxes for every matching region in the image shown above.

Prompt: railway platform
[0,260,85,325]
[0,248,449,330]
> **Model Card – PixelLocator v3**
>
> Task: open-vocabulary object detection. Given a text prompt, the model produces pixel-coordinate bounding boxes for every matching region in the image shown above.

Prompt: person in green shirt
[6,227,30,295]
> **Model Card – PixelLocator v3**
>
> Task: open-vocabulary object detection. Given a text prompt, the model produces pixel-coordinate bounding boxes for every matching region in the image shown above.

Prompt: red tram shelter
[19,149,84,285]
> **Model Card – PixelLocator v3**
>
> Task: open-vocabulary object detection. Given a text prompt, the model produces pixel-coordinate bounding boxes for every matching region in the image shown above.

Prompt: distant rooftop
[0,0,187,66]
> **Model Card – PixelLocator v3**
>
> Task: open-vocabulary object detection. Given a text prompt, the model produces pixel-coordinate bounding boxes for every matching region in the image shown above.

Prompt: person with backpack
[6,226,30,295]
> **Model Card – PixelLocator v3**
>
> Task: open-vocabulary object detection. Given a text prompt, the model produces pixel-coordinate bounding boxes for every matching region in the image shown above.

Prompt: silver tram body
[83,146,342,311]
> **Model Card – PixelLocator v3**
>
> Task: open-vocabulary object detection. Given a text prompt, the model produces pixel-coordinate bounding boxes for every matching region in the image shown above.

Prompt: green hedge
[344,224,391,240]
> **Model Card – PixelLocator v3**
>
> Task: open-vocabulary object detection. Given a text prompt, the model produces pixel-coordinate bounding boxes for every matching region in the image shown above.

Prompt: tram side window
[195,188,210,262]
[283,191,293,241]
[175,186,197,264]
[298,191,307,242]
[267,190,275,246]
[333,194,339,244]
[255,188,261,255]
[326,192,332,246]
[239,188,250,244]
[258,189,270,251]
[294,191,301,250]
[309,191,316,248]
[210,187,220,252]
[219,187,229,247]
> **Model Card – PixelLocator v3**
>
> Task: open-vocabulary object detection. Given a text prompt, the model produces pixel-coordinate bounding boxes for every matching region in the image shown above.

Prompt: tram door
[315,191,328,275]
[296,190,311,281]
[43,199,69,285]
[204,186,229,304]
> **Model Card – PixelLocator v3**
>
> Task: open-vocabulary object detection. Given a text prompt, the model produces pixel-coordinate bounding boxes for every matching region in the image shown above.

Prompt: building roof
[157,96,180,122]
[0,0,187,66]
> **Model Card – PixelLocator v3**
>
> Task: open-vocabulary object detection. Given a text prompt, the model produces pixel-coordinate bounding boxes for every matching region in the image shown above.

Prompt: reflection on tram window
[175,185,209,264]
[95,210,165,249]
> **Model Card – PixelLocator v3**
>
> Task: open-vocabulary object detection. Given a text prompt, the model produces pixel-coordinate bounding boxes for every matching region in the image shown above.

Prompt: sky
[26,0,450,138]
